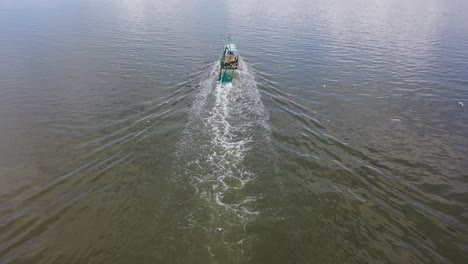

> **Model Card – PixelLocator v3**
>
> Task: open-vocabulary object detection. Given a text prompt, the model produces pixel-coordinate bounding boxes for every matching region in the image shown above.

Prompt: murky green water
[1,0,467,263]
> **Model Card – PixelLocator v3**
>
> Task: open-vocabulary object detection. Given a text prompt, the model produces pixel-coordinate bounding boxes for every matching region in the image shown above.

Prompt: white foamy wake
[175,60,270,218]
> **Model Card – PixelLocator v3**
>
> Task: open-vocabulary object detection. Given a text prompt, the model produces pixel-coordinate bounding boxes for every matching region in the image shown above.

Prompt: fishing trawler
[219,43,238,84]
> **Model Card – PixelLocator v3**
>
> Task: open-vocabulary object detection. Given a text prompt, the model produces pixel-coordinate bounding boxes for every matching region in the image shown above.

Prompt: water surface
[1,0,468,263]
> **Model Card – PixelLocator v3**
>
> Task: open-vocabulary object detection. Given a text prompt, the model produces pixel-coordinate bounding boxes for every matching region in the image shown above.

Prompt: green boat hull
[218,43,238,85]
[219,68,235,84]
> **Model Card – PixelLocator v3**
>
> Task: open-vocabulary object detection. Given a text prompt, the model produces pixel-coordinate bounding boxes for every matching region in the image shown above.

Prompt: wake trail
[163,59,278,263]
[174,60,271,218]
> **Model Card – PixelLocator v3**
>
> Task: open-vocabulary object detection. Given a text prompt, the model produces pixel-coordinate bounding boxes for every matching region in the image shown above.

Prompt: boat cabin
[221,44,238,69]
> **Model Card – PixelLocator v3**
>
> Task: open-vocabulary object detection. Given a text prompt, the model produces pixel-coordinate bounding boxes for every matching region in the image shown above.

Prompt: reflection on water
[0,0,467,263]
